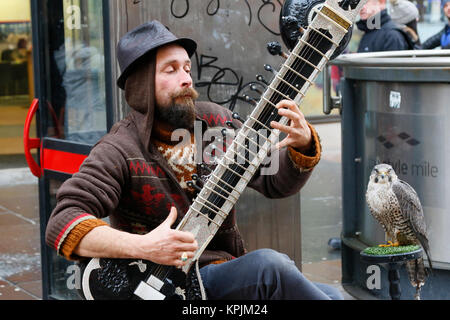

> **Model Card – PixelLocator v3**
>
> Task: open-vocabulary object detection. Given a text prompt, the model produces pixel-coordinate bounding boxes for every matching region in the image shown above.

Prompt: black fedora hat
[117,20,197,89]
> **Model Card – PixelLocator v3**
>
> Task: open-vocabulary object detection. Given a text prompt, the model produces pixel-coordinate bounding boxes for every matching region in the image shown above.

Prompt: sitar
[80,0,367,300]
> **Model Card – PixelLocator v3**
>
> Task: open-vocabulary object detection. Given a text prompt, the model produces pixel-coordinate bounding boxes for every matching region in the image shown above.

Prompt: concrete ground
[301,122,356,300]
[0,169,41,299]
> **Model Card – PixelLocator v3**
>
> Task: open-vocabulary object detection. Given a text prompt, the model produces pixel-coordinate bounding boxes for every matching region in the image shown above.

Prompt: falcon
[366,163,432,300]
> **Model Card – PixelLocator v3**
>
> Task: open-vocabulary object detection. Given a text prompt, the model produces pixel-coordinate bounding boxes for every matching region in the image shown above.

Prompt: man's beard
[156,87,199,129]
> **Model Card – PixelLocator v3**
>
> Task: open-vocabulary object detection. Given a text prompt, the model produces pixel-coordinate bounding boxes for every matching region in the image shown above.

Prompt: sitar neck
[177,2,365,274]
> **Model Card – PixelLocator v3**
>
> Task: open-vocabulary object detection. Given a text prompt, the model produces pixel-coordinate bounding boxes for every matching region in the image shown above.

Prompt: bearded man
[45,20,343,300]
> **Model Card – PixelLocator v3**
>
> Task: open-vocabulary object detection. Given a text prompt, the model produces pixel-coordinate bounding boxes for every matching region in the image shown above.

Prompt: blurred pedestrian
[11,38,28,63]
[421,0,450,49]
[390,0,421,47]
[357,0,410,52]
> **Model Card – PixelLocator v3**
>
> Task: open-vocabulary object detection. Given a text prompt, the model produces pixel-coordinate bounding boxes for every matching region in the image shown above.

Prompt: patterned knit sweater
[151,121,198,200]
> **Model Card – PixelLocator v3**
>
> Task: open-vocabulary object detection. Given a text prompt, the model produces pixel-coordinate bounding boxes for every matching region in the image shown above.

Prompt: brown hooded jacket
[45,52,322,266]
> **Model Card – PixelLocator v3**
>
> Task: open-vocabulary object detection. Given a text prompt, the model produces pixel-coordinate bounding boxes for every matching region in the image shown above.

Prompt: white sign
[389,91,401,109]
[66,5,81,30]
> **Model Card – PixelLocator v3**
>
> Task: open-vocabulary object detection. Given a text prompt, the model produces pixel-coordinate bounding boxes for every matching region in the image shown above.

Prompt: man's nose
[180,70,192,88]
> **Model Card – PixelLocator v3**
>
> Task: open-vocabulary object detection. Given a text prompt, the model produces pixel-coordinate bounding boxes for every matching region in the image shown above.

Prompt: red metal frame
[23,98,42,178]
[42,148,87,175]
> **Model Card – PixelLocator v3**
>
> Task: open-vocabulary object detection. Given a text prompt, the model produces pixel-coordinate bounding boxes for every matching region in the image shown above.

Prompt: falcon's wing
[392,179,431,262]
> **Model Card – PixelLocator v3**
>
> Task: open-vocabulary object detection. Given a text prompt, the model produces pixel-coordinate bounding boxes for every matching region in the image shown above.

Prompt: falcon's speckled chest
[366,182,404,234]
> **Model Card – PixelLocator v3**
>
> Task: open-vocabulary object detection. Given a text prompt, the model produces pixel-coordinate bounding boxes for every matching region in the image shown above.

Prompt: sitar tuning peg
[243,94,257,106]
[256,74,269,86]
[199,163,213,173]
[267,41,289,60]
[187,181,202,192]
[187,175,203,192]
[232,112,246,123]
[250,84,263,95]
[264,64,278,75]
[191,174,205,186]
[221,128,228,139]
[226,120,238,130]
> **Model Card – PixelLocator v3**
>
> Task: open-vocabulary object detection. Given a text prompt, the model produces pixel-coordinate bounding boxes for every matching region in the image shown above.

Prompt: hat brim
[117,37,197,90]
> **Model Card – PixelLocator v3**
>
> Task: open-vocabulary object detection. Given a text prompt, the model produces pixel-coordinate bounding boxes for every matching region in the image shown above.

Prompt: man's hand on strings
[270,99,312,153]
[136,207,198,267]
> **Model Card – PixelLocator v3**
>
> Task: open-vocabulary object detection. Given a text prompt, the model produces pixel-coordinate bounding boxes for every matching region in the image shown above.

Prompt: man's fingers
[275,137,291,150]
[276,100,307,122]
[173,248,197,268]
[172,230,197,245]
[277,108,302,126]
[270,120,294,135]
[275,99,301,113]
[275,99,297,109]
[161,207,196,244]
[174,242,198,253]
[162,206,178,228]
[176,249,196,259]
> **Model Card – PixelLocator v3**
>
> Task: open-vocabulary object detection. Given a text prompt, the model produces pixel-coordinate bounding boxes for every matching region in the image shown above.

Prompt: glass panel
[0,21,32,105]
[0,0,34,168]
[47,178,82,300]
[44,0,106,145]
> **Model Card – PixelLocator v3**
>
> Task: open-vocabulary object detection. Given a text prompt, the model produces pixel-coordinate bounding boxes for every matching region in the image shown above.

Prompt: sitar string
[212,30,331,192]
[169,25,339,282]
[193,29,331,227]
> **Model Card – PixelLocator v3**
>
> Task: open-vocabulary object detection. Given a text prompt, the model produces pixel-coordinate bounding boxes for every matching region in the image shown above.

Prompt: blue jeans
[199,249,344,300]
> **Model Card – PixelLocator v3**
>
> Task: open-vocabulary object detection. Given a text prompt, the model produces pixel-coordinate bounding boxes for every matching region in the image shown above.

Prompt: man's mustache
[171,87,199,101]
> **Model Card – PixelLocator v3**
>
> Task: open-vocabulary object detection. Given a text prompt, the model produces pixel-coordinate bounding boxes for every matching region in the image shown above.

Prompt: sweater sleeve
[45,141,128,260]
[286,123,321,171]
[247,123,321,199]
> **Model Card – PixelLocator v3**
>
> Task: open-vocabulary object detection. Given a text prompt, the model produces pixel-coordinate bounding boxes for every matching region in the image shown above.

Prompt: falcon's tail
[418,235,433,272]
[414,285,421,300]
[406,258,426,300]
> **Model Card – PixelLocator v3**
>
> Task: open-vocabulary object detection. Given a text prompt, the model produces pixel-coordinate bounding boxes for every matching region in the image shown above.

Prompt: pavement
[0,122,357,300]
[0,168,41,299]
[301,122,356,300]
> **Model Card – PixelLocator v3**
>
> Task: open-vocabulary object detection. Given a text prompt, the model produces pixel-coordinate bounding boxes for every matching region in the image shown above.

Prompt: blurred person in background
[421,0,450,49]
[11,38,29,63]
[357,0,411,52]
[390,0,421,47]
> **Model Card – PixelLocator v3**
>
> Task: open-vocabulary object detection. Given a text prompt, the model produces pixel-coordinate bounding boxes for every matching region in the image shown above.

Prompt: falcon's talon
[378,241,398,247]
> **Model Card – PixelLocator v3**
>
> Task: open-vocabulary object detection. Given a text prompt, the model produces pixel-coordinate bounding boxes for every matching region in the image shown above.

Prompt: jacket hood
[124,52,156,152]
